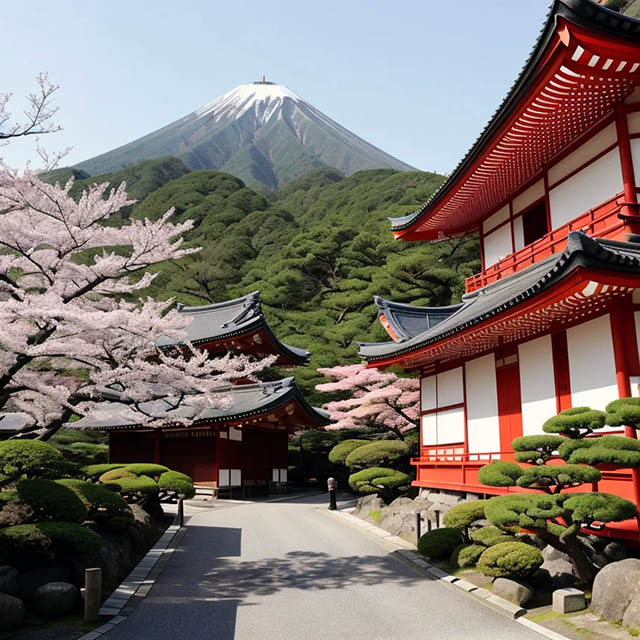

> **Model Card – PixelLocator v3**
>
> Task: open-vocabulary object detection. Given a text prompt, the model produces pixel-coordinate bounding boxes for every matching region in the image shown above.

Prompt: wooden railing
[465,192,627,293]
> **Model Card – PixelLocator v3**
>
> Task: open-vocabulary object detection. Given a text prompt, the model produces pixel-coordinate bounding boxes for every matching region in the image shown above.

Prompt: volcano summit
[76,80,415,190]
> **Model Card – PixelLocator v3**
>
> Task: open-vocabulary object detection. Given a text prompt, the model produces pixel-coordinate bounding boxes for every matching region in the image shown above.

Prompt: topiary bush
[0,440,72,487]
[516,464,601,489]
[348,467,411,495]
[451,543,485,568]
[477,460,523,487]
[328,440,369,465]
[110,475,158,495]
[512,435,564,464]
[56,442,109,466]
[344,440,411,470]
[417,527,464,559]
[442,500,488,529]
[605,397,640,430]
[17,479,88,523]
[0,522,102,564]
[56,479,134,531]
[560,435,640,467]
[476,541,543,578]
[99,468,136,483]
[543,407,606,438]
[158,471,195,498]
[81,463,126,479]
[122,463,169,478]
[470,525,515,547]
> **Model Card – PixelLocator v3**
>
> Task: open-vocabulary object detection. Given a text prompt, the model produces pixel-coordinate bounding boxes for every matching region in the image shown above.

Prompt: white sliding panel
[421,413,437,447]
[219,469,230,487]
[518,335,557,435]
[230,469,242,486]
[436,367,463,407]
[465,354,500,454]
[436,407,465,444]
[420,376,436,411]
[567,314,618,416]
[483,223,512,268]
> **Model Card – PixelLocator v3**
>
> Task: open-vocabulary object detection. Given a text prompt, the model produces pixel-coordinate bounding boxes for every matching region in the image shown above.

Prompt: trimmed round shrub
[344,440,410,470]
[451,543,485,568]
[123,463,169,478]
[484,493,566,532]
[0,440,71,485]
[328,440,369,465]
[512,435,565,464]
[477,461,523,487]
[81,463,125,479]
[56,479,134,531]
[562,492,637,524]
[543,407,606,437]
[470,525,515,547]
[110,475,158,495]
[99,468,135,483]
[477,541,543,578]
[158,471,195,498]
[57,442,109,466]
[17,479,88,523]
[0,522,102,563]
[516,464,601,489]
[443,500,488,529]
[417,527,464,559]
[348,467,411,494]
[606,397,640,430]
[560,435,640,467]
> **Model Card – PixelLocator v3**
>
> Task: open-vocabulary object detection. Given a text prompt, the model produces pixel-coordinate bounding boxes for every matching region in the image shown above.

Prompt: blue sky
[1,1,550,174]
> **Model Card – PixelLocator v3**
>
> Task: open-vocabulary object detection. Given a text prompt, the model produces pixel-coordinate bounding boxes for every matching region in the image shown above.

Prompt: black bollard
[178,497,184,527]
[415,512,422,542]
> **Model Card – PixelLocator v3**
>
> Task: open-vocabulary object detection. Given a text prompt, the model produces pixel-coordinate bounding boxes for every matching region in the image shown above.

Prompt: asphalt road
[102,494,547,640]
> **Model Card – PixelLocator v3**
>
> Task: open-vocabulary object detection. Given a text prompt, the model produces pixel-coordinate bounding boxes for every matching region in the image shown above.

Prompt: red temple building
[76,292,328,489]
[359,0,640,537]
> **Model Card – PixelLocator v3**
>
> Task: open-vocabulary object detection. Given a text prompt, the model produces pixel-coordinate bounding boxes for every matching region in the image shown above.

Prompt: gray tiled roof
[157,291,310,365]
[374,296,463,342]
[359,232,640,362]
[70,377,330,430]
[391,0,640,234]
[0,413,31,434]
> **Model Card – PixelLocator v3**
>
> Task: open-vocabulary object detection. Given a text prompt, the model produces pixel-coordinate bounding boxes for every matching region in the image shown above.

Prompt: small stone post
[84,567,102,621]
[415,512,422,543]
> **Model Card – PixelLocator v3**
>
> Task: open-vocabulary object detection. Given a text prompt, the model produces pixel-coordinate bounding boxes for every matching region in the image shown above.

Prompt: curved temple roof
[158,291,310,366]
[360,231,640,365]
[70,377,330,431]
[392,0,640,240]
[374,296,463,342]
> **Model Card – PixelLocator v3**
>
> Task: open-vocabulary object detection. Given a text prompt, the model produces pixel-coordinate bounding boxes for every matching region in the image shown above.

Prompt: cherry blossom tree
[316,364,419,440]
[0,155,272,440]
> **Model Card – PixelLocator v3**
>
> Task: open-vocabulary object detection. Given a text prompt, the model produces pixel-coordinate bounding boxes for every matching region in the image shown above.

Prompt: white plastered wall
[421,412,437,447]
[436,407,465,444]
[437,367,463,406]
[518,335,557,435]
[483,223,512,268]
[549,148,622,228]
[513,180,544,215]
[629,139,640,188]
[513,215,525,251]
[548,123,617,185]
[567,314,619,417]
[465,354,500,454]
[483,205,509,234]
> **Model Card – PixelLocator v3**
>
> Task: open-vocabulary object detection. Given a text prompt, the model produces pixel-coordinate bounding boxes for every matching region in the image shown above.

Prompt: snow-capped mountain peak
[195,82,303,126]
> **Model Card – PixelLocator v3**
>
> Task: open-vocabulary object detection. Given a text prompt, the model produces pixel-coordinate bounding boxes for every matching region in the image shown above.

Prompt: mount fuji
[75,81,415,190]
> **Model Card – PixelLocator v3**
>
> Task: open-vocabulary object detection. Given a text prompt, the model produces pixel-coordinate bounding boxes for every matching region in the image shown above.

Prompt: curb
[320,508,571,640]
[77,519,187,640]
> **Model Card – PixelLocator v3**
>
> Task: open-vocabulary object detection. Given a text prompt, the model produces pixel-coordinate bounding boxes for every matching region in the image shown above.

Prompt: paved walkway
[101,494,548,640]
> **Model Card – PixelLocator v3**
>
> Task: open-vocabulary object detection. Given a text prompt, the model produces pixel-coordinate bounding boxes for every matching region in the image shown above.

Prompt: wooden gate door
[496,355,523,458]
[160,430,217,483]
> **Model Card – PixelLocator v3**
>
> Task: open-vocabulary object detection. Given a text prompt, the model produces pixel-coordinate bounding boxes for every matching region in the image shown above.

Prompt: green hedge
[348,467,411,494]
[442,500,488,529]
[0,522,102,563]
[470,525,515,547]
[417,527,463,559]
[17,479,88,523]
[0,440,72,485]
[328,440,369,465]
[477,461,523,487]
[158,471,195,498]
[477,541,543,578]
[451,543,485,568]
[344,441,410,470]
[81,463,126,479]
[56,479,134,531]
[122,463,169,478]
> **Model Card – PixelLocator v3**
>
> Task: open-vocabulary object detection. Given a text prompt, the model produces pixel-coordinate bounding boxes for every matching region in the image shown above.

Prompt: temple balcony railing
[465,192,627,294]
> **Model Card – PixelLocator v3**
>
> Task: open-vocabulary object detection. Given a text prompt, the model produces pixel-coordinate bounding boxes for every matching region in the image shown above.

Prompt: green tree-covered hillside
[44,161,479,403]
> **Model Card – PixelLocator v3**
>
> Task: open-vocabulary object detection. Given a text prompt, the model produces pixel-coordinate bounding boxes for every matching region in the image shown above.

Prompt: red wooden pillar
[615,107,640,235]
[153,429,161,465]
[610,305,640,508]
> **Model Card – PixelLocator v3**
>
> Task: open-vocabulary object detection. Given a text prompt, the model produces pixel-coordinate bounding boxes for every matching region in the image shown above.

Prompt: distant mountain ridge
[75,81,415,190]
